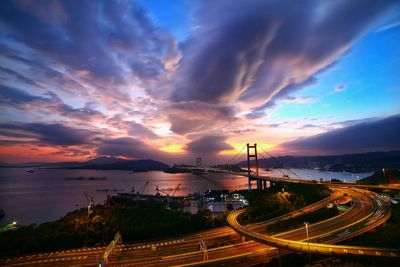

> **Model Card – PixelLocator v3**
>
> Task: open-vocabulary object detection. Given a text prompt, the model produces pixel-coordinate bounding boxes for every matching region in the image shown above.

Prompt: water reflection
[0,168,371,225]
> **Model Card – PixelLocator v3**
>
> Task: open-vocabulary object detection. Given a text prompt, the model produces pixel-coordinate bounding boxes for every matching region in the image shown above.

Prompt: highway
[202,168,400,191]
[2,187,398,266]
[228,188,400,258]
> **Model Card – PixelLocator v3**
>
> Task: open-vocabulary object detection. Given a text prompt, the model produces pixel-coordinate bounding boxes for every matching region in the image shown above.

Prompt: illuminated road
[2,187,398,266]
[0,189,341,266]
[202,168,400,191]
[228,188,400,258]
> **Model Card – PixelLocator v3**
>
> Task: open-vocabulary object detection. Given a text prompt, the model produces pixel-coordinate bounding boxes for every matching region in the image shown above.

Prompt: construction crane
[171,183,181,197]
[155,184,180,197]
[138,181,149,195]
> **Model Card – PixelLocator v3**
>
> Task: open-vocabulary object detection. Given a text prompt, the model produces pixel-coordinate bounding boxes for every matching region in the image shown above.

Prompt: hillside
[71,159,169,171]
[0,157,169,172]
[241,151,400,173]
[356,169,400,184]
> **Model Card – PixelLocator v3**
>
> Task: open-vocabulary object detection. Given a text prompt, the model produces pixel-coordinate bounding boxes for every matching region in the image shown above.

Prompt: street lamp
[304,222,309,251]
[304,221,311,262]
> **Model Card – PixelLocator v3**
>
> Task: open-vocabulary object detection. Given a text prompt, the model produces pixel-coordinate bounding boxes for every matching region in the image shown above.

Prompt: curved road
[1,189,342,266]
[2,188,398,266]
[228,188,400,258]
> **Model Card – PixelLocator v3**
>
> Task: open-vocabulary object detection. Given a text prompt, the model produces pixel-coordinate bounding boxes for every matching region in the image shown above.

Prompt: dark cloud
[97,137,163,159]
[127,121,158,139]
[0,85,105,122]
[0,122,97,146]
[172,0,396,112]
[0,85,45,107]
[281,114,400,155]
[186,135,233,154]
[0,0,179,90]
[167,101,237,135]
[0,66,44,89]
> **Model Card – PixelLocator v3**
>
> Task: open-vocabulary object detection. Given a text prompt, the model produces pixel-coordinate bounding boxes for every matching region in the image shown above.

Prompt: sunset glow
[0,0,399,164]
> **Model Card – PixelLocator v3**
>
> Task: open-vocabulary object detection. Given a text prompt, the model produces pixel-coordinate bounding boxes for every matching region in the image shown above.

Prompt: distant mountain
[72,159,169,171]
[240,151,400,173]
[357,170,400,184]
[0,157,169,171]
[83,156,126,166]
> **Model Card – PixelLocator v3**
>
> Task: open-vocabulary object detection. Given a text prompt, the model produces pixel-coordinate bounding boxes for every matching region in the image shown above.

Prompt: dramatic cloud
[0,122,97,146]
[0,0,179,87]
[127,121,159,139]
[0,85,106,123]
[186,135,233,154]
[97,137,164,160]
[166,101,237,135]
[281,115,400,155]
[0,1,398,163]
[172,0,395,115]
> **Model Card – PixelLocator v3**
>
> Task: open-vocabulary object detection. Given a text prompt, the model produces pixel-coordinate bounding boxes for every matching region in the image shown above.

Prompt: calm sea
[0,168,372,225]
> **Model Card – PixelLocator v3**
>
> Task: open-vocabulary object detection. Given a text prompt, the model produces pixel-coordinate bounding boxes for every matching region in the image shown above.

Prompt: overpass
[187,142,400,191]
[227,188,400,258]
[183,166,400,191]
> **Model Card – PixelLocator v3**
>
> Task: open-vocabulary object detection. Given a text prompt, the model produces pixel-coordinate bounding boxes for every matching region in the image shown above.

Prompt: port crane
[136,181,149,195]
[155,183,181,197]
[172,183,181,197]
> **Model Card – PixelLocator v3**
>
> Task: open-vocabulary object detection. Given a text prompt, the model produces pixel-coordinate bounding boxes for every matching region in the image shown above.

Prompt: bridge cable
[226,144,247,166]
[257,145,301,179]
[257,150,290,177]
[231,152,246,166]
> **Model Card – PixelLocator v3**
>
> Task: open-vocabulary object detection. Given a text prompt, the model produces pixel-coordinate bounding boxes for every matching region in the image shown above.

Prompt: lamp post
[304,222,310,247]
[304,222,310,261]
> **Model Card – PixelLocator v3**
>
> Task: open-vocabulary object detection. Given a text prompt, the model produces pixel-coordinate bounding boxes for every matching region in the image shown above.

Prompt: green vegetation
[0,198,227,257]
[356,169,400,185]
[238,182,331,224]
[0,182,332,258]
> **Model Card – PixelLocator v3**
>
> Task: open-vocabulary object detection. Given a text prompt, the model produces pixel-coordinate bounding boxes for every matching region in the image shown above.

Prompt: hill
[241,151,400,173]
[0,157,169,171]
[72,159,169,171]
[356,169,400,184]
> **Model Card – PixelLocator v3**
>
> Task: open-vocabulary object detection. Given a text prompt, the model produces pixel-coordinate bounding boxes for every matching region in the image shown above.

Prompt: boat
[26,170,35,173]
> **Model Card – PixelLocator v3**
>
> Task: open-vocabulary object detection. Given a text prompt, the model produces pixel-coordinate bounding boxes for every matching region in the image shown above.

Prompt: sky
[0,0,399,164]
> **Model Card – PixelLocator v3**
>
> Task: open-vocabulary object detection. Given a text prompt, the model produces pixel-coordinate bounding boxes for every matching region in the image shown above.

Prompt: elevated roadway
[2,188,398,266]
[0,189,342,266]
[228,188,400,258]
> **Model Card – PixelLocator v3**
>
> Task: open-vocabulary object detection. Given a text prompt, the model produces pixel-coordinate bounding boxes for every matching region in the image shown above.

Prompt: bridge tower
[246,143,267,191]
[247,143,258,190]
